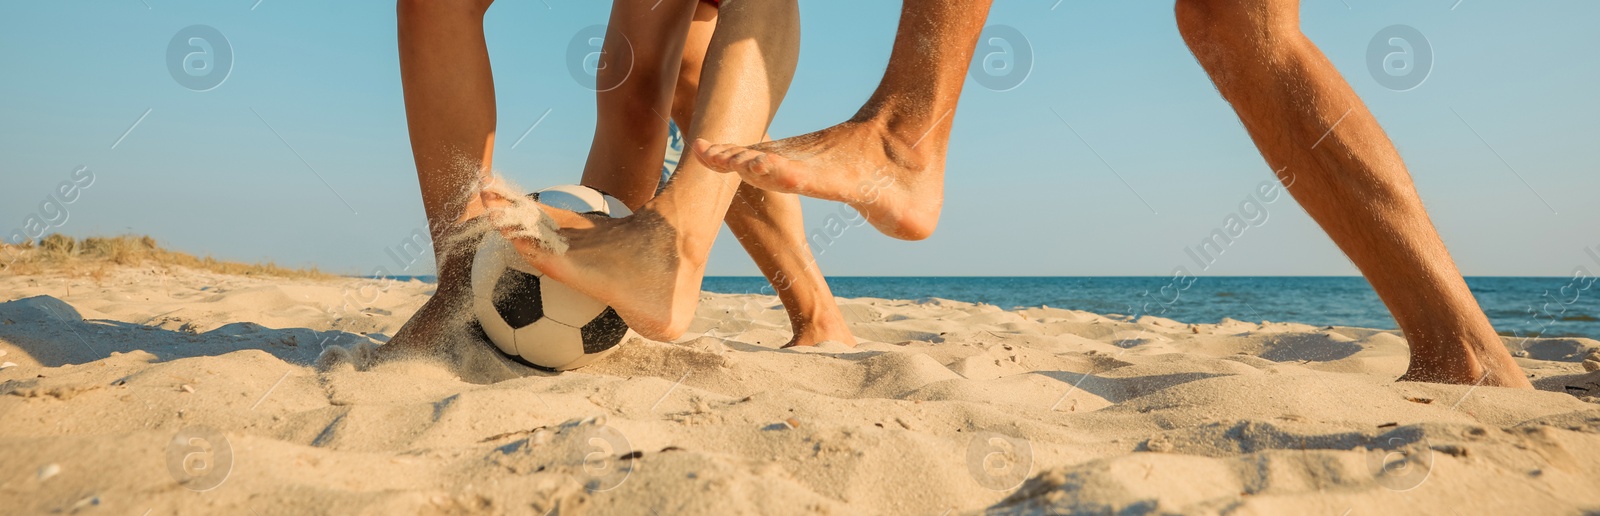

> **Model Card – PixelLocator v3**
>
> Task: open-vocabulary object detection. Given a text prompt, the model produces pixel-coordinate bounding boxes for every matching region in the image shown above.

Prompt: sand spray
[319,166,566,382]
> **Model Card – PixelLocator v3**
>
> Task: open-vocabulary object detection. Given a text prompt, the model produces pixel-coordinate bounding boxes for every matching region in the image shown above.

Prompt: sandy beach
[6,0,1596,513]
[3,260,1599,515]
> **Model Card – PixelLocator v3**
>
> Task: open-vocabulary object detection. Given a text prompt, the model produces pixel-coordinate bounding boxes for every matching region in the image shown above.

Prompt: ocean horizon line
[368,274,1587,281]
[359,275,1597,339]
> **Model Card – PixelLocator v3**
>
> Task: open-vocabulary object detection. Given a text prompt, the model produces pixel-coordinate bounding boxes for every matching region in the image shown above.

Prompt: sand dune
[2,265,1598,514]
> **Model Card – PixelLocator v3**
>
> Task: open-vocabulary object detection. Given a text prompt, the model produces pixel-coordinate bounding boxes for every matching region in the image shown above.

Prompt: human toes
[693,140,749,171]
[478,182,521,211]
[724,149,774,175]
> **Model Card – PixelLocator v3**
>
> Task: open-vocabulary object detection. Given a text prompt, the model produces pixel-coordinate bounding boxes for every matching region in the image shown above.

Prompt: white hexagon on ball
[541,279,608,327]
[515,319,585,368]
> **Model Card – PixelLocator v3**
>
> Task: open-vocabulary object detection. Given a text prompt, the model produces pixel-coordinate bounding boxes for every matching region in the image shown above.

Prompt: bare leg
[674,3,855,347]
[723,186,856,347]
[483,0,801,341]
[578,0,699,209]
[693,0,994,241]
[665,2,717,136]
[1174,0,1529,387]
[577,0,852,347]
[387,0,498,354]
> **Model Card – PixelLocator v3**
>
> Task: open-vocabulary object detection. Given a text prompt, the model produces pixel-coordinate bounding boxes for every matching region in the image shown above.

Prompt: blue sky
[2,1,1596,277]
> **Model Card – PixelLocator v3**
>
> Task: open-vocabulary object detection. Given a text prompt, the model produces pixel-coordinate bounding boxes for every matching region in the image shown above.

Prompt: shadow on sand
[0,295,374,367]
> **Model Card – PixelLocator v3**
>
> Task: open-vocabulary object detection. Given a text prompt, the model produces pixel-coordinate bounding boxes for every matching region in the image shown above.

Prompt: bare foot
[693,119,948,241]
[382,205,488,359]
[1398,336,1533,388]
[381,277,470,358]
[783,316,856,349]
[479,184,707,341]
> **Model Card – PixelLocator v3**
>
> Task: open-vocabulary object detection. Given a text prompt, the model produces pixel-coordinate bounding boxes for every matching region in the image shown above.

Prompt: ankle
[1402,352,1484,383]
[1400,322,1530,387]
[629,204,713,270]
[789,326,856,347]
[789,308,855,345]
[854,99,951,146]
[674,227,715,272]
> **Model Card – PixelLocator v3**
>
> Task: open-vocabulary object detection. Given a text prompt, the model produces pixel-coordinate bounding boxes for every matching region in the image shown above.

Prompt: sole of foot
[693,120,948,241]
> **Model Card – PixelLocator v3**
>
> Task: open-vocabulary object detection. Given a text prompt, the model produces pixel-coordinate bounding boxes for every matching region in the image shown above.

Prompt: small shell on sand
[38,463,60,481]
[0,361,16,370]
[69,495,100,510]
[180,384,195,393]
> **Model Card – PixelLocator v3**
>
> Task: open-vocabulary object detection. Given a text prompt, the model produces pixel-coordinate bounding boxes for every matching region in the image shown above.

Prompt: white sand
[2,265,1598,515]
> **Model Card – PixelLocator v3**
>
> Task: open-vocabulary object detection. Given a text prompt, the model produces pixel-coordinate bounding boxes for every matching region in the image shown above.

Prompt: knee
[397,0,494,23]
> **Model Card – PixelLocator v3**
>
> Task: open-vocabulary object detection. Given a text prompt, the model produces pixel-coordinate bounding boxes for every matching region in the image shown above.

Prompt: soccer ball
[471,184,634,370]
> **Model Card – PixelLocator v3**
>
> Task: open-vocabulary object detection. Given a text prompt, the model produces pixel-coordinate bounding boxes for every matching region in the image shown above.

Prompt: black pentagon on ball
[580,307,629,354]
[492,268,544,329]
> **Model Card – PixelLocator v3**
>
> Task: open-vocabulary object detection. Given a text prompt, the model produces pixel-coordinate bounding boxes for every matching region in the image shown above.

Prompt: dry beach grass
[0,234,327,281]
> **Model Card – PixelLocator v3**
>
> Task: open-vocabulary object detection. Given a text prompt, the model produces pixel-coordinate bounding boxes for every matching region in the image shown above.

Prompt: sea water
[395,275,1600,340]
[700,276,1600,340]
